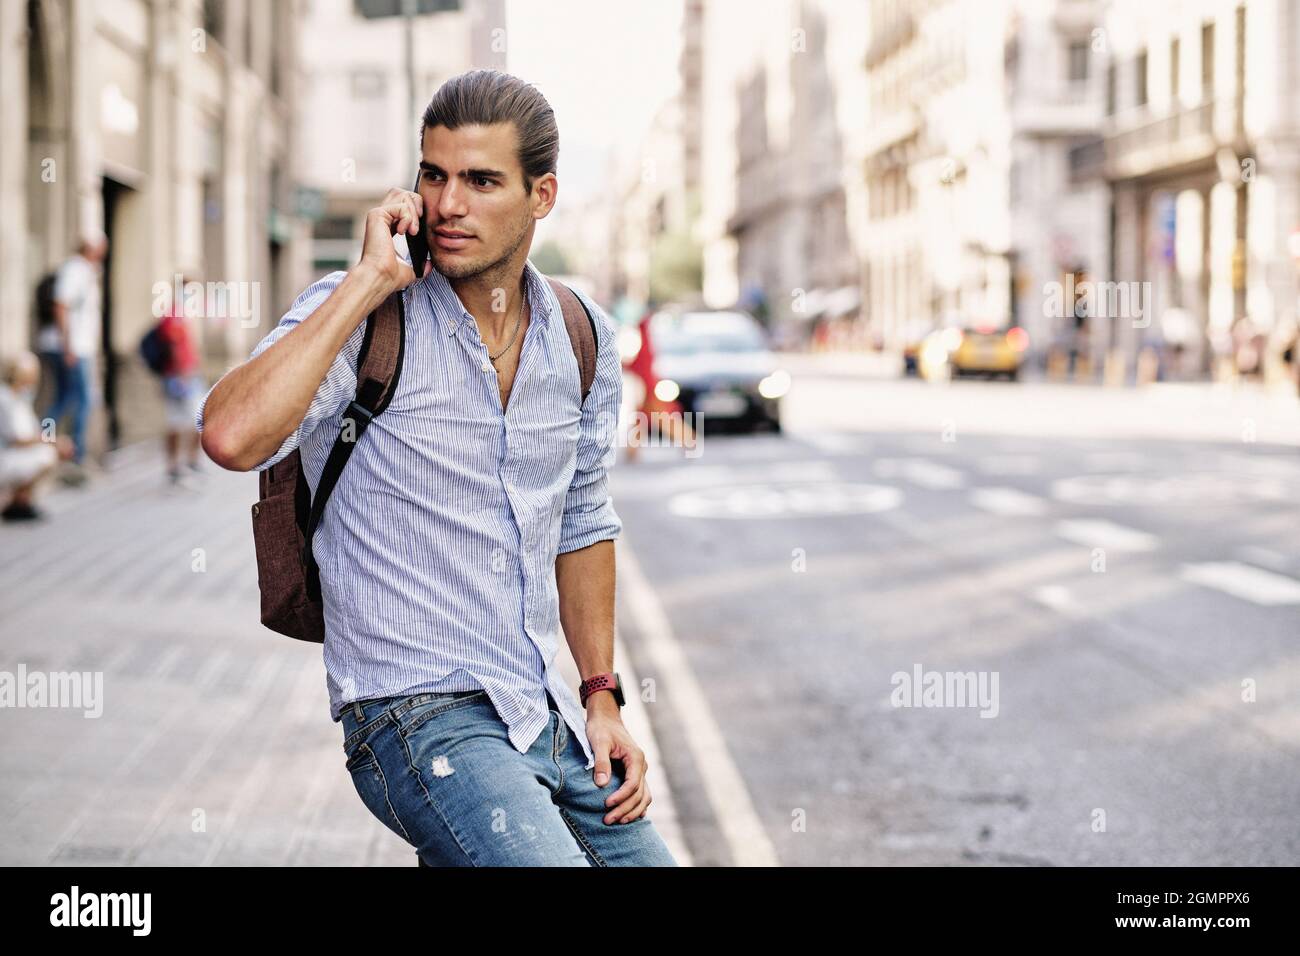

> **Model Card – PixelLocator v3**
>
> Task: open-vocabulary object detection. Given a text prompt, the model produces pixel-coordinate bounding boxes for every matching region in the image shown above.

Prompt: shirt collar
[422,258,555,337]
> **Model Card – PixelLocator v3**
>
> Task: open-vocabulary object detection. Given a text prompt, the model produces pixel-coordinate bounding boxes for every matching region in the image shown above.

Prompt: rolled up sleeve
[195,270,364,472]
[556,291,623,554]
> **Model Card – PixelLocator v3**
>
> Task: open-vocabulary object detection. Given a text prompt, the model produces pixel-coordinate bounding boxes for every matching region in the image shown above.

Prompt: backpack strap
[302,288,406,601]
[545,277,597,404]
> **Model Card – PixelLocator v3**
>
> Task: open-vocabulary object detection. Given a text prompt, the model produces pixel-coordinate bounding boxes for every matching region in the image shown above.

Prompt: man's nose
[438,178,468,219]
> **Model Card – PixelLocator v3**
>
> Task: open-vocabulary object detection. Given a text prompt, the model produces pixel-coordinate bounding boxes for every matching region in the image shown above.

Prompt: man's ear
[532,173,558,219]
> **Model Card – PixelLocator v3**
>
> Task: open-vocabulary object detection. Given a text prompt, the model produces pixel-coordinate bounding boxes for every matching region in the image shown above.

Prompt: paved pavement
[0,444,690,866]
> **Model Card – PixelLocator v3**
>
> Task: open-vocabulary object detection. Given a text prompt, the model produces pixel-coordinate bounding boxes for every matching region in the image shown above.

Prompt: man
[197,70,676,867]
[40,231,107,482]
[0,351,74,521]
[156,275,206,488]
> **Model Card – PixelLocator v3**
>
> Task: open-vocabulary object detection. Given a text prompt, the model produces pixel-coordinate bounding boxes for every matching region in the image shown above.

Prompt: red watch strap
[580,672,618,704]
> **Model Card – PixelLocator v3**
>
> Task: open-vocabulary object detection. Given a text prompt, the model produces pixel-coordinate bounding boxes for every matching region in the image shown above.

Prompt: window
[1201,22,1215,98]
[1068,40,1089,83]
[202,0,223,44]
[313,216,356,240]
[1170,37,1180,100]
[354,0,459,17]
[1136,50,1148,106]
[1235,5,1245,95]
[1106,62,1117,115]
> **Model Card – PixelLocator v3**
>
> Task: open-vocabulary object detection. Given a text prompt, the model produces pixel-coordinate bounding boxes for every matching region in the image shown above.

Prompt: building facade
[1081,0,1300,382]
[1,0,305,452]
[698,0,864,337]
[861,0,1111,365]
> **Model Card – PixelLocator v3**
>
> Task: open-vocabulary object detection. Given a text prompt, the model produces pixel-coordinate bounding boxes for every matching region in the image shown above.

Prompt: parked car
[648,309,788,432]
[919,324,1029,381]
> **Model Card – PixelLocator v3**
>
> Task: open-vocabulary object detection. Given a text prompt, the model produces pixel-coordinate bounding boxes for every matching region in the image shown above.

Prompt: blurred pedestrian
[1231,316,1265,380]
[0,351,75,521]
[40,231,108,484]
[150,276,206,488]
[622,307,694,463]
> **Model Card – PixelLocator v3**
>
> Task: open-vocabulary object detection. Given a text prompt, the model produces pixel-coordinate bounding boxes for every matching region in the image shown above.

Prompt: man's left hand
[586,697,652,825]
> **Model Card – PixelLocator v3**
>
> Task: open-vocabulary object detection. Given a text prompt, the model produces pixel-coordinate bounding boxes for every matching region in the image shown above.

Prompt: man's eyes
[422,171,495,188]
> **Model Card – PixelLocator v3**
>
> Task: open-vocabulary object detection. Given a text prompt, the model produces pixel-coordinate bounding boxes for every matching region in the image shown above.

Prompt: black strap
[302,298,406,601]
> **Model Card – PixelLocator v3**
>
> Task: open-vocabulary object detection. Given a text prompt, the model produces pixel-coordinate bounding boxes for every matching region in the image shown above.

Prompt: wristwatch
[579,672,625,707]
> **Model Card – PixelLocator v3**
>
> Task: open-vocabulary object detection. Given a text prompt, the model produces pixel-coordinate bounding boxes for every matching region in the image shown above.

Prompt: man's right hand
[359,187,432,297]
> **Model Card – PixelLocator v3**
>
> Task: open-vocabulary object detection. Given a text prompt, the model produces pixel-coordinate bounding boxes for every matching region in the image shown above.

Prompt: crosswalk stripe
[1056,519,1159,552]
[970,487,1047,516]
[872,458,966,489]
[1180,562,1300,606]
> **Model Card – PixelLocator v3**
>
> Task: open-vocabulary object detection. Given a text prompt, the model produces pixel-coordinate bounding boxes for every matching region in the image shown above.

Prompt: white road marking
[1032,585,1080,617]
[872,458,966,490]
[1180,562,1300,606]
[1235,546,1292,573]
[1053,472,1290,506]
[618,461,837,496]
[1055,519,1159,552]
[617,541,779,866]
[667,481,902,519]
[970,487,1047,516]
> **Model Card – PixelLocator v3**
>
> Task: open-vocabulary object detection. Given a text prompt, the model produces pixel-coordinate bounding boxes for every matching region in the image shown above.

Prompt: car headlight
[616,326,643,363]
[758,369,791,399]
[654,379,680,402]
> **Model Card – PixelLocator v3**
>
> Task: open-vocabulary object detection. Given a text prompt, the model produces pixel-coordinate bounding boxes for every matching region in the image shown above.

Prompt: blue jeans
[42,355,93,464]
[340,688,679,866]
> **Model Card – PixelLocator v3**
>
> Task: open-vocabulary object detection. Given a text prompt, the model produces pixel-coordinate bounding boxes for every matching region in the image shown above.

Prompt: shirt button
[480,359,492,372]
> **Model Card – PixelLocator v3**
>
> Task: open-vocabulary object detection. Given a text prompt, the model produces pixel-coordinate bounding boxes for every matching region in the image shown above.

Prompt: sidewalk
[0,440,690,866]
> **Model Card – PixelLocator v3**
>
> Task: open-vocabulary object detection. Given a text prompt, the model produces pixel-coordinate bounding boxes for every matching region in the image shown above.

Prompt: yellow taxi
[919,324,1029,381]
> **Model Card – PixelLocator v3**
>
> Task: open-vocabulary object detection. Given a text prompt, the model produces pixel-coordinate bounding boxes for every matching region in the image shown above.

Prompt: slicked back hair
[420,69,558,194]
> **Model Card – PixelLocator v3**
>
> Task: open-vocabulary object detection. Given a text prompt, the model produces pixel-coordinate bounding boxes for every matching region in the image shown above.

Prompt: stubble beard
[432,211,532,285]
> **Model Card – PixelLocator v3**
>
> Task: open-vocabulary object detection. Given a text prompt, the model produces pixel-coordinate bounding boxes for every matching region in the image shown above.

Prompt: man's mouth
[434,228,475,251]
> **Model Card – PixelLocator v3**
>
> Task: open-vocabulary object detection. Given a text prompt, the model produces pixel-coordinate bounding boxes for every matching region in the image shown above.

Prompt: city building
[1,0,305,451]
[1076,0,1300,382]
[861,0,1110,365]
[698,0,865,340]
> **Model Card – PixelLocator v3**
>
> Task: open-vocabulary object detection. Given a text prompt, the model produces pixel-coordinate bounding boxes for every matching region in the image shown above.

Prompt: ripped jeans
[340,688,678,866]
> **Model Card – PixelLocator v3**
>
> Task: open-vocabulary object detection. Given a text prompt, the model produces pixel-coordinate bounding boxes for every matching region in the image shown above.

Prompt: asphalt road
[611,365,1300,866]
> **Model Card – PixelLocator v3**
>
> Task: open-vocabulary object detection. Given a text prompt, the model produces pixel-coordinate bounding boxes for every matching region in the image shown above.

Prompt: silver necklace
[487,292,525,363]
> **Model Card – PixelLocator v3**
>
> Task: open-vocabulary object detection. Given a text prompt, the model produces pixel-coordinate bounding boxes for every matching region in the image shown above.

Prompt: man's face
[417,122,554,281]
[83,239,108,264]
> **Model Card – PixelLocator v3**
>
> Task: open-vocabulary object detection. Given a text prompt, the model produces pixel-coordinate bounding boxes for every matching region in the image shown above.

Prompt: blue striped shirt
[196,259,623,770]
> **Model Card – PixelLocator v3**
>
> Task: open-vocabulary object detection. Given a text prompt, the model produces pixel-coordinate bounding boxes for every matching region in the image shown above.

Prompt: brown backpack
[250,276,599,643]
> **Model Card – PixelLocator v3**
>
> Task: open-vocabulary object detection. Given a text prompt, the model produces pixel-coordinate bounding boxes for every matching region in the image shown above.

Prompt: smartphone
[407,170,430,277]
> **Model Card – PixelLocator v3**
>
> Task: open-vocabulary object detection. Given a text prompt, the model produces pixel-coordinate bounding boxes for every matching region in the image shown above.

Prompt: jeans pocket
[344,738,378,774]
[397,690,490,737]
[344,738,414,845]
